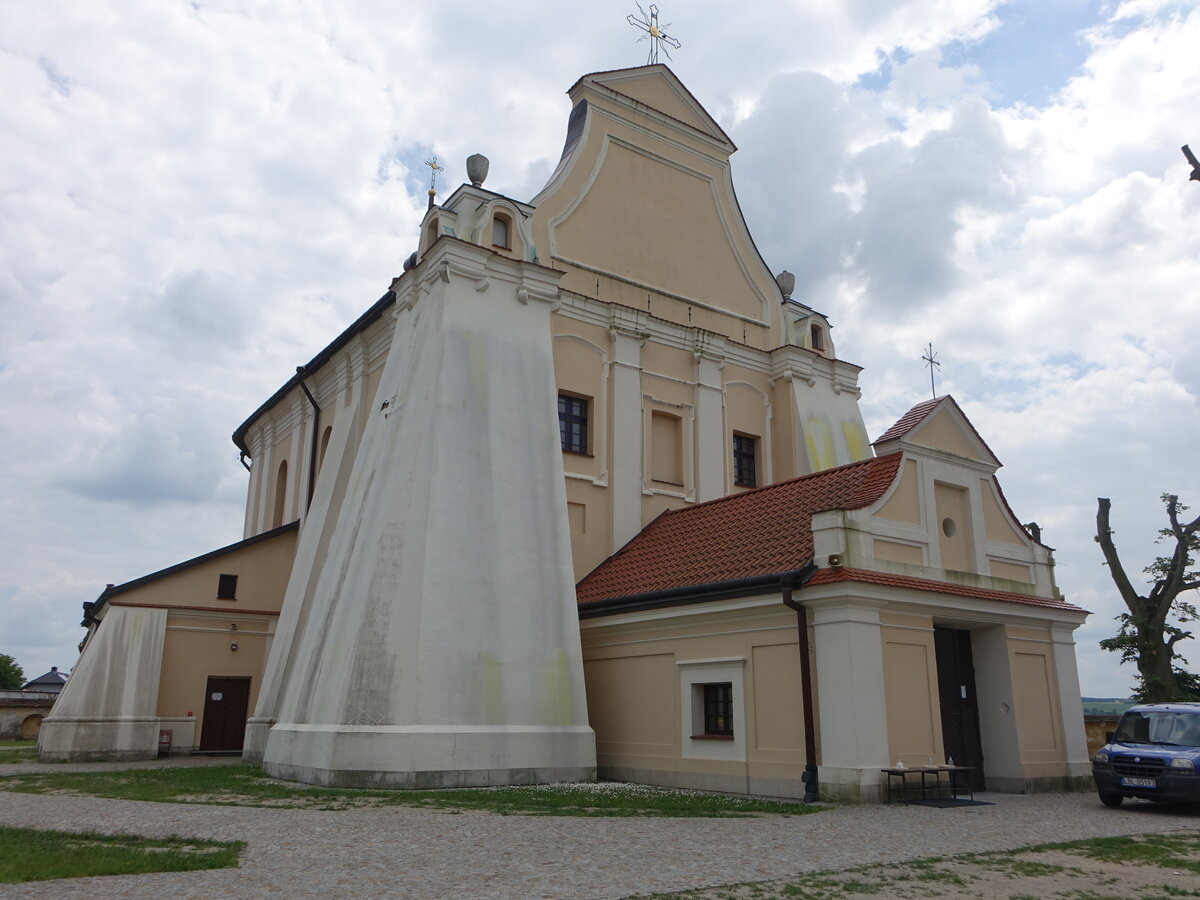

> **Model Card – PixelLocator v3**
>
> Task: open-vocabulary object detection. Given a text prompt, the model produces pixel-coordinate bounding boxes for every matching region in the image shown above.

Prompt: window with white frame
[677,657,746,761]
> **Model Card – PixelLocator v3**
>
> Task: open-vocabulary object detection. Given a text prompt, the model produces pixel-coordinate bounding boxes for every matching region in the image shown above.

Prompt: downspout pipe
[782,569,820,803]
[295,366,320,511]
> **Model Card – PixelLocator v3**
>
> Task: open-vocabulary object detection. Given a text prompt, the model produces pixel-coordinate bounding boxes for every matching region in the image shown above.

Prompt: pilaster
[1051,623,1091,778]
[807,596,890,802]
[609,315,646,550]
[286,394,306,524]
[254,425,275,536]
[693,342,726,502]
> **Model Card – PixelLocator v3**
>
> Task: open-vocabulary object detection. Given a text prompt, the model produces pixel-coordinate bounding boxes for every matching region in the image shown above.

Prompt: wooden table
[880,766,975,803]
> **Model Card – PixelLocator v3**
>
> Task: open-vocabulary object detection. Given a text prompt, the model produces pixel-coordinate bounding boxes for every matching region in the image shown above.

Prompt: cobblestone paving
[1,764,1197,899]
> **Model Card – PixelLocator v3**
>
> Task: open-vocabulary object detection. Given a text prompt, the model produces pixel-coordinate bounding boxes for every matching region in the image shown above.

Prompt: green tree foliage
[0,655,24,690]
[1096,494,1200,703]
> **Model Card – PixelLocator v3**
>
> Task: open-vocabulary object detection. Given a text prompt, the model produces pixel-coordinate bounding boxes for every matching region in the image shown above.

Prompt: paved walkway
[1,763,1197,899]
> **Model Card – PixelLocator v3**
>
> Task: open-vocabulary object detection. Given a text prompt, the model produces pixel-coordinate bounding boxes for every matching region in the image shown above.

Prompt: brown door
[198,677,251,752]
[934,627,986,791]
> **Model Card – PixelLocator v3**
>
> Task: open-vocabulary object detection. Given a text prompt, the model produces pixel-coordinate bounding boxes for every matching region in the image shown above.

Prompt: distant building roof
[22,667,68,692]
[576,454,903,606]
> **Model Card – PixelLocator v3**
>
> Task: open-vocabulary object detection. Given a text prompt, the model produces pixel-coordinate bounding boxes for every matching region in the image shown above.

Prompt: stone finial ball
[776,270,796,300]
[466,154,489,187]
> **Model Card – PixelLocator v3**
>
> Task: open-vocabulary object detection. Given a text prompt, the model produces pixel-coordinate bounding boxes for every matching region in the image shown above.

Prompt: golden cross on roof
[424,156,444,192]
[424,156,444,209]
[627,3,681,65]
[922,342,941,399]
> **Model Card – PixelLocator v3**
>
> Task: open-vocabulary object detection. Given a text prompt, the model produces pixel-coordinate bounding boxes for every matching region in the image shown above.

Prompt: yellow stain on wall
[541,648,573,725]
[804,418,837,471]
[842,421,871,462]
[463,332,490,412]
[479,652,504,724]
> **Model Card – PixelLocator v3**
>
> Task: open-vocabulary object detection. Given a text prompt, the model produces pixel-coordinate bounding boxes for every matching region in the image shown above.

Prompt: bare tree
[1096,494,1200,701]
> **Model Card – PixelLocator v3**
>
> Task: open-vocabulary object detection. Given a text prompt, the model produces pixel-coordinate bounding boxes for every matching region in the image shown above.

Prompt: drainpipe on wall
[238,450,251,472]
[295,366,320,512]
[782,572,820,803]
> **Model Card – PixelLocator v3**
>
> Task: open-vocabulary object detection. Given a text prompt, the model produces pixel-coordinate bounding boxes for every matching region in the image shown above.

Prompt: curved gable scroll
[531,66,782,342]
[547,135,771,325]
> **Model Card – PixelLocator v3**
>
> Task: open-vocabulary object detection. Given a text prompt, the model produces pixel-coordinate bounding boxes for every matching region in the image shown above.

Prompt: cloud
[0,0,1197,696]
[63,404,226,507]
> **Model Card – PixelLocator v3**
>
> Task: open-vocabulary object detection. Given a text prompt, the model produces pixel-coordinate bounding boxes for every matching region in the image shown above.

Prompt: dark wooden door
[198,677,251,752]
[934,628,986,791]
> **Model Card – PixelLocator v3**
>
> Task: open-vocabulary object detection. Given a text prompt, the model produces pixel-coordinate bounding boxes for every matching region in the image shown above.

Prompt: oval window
[942,517,957,538]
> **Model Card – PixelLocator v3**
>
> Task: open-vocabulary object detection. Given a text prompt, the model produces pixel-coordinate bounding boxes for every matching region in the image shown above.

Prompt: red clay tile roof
[806,567,1086,613]
[872,395,1002,466]
[872,396,944,444]
[576,454,904,605]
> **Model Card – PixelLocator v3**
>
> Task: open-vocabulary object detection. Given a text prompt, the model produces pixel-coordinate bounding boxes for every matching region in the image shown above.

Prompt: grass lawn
[0,826,243,884]
[636,830,1200,899]
[0,739,37,764]
[0,765,821,817]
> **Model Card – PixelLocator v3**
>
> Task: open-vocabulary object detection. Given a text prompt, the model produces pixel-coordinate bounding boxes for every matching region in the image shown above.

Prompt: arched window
[810,324,825,352]
[492,214,511,249]
[272,460,288,528]
[425,217,440,249]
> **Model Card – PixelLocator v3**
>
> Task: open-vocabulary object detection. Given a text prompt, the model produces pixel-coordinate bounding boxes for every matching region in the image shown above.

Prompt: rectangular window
[703,683,733,736]
[733,434,757,487]
[810,323,825,351]
[217,574,238,600]
[492,216,510,249]
[558,394,588,454]
[651,411,683,484]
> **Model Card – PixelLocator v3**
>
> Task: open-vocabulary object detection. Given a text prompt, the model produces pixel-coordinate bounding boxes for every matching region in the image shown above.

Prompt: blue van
[1092,702,1200,807]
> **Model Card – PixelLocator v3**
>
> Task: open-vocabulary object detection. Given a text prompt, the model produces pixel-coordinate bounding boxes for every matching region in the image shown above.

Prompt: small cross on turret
[424,156,444,209]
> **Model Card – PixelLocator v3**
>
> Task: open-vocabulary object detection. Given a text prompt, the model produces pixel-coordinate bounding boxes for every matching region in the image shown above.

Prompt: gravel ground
[1,761,1197,899]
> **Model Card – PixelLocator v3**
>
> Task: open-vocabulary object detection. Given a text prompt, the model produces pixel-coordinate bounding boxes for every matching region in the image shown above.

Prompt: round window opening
[942,517,957,538]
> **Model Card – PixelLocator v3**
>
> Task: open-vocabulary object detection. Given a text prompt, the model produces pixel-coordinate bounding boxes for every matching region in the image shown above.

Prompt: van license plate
[1121,777,1156,788]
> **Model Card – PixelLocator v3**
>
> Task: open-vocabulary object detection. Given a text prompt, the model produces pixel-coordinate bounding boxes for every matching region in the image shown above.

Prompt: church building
[39,65,1091,801]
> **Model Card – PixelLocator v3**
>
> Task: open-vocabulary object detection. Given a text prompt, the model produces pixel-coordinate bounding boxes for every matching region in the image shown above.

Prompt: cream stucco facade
[39,524,296,761]
[232,67,869,583]
[43,65,1090,803]
[577,397,1090,801]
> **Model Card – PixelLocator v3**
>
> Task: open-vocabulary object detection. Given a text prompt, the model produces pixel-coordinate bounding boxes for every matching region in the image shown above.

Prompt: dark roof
[83,521,299,626]
[231,290,396,454]
[576,454,903,606]
[22,668,68,689]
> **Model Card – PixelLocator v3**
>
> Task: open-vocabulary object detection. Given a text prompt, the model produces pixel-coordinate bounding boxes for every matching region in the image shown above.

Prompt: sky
[1,0,1197,698]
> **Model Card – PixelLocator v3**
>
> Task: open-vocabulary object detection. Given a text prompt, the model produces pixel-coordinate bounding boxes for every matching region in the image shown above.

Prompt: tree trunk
[1136,627,1181,702]
[1097,496,1197,703]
